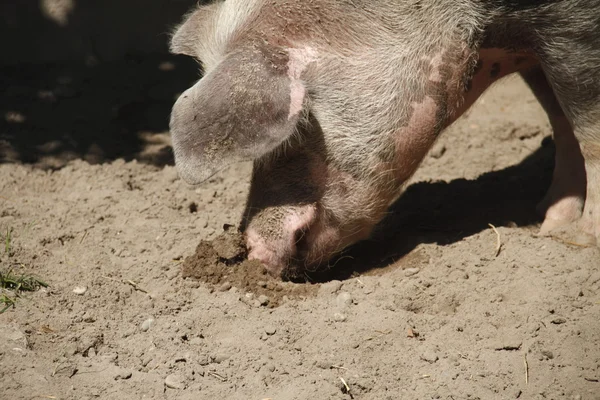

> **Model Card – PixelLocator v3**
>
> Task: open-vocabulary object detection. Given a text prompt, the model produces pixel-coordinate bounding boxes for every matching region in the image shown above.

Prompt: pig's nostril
[292,227,312,262]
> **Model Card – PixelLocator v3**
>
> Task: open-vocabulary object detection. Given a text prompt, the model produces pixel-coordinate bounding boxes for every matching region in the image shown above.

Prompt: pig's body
[170,0,600,278]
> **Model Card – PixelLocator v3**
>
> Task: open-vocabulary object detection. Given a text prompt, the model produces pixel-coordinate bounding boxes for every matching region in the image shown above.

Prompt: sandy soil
[1,57,599,400]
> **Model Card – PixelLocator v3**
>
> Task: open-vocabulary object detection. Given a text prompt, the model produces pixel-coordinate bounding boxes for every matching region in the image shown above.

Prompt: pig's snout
[245,206,317,278]
[245,205,342,278]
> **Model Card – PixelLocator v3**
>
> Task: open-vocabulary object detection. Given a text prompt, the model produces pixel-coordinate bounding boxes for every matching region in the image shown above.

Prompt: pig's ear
[170,4,219,57]
[170,49,306,184]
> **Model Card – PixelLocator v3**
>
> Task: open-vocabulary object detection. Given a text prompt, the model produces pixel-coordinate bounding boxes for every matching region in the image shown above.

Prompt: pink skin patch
[427,52,444,83]
[246,205,317,276]
[288,81,305,120]
[286,47,317,119]
[393,96,440,180]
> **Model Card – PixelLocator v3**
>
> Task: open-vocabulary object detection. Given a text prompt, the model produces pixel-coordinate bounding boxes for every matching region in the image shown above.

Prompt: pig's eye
[193,58,205,73]
[293,226,313,265]
[294,227,307,245]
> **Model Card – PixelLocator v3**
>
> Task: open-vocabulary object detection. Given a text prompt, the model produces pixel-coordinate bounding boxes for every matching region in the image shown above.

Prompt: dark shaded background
[0,0,203,168]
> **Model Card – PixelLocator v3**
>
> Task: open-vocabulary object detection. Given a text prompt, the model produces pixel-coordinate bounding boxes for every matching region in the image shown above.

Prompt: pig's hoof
[537,191,589,246]
[539,216,569,236]
[537,195,583,231]
[539,220,597,247]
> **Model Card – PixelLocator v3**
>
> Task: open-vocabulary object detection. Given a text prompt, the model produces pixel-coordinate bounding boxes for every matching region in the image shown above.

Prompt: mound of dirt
[181,225,317,307]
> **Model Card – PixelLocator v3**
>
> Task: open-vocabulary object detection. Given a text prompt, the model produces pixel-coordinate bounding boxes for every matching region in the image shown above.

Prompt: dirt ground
[1,56,599,400]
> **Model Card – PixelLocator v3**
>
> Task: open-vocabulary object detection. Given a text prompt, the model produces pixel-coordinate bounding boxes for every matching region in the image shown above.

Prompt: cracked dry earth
[1,64,599,400]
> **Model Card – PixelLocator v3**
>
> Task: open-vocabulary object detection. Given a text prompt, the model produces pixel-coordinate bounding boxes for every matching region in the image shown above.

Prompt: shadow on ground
[0,55,198,168]
[307,138,555,282]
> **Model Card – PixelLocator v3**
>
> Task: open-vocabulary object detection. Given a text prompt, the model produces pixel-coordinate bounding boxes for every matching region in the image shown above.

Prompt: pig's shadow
[0,55,198,168]
[306,137,555,282]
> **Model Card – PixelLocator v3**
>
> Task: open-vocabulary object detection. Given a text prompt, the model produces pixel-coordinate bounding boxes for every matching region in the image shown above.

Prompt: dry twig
[488,223,502,257]
[208,371,227,382]
[524,353,529,385]
[339,377,353,398]
[101,276,148,294]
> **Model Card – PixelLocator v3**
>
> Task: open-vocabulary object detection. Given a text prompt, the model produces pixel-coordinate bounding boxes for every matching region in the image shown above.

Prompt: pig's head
[170,1,477,278]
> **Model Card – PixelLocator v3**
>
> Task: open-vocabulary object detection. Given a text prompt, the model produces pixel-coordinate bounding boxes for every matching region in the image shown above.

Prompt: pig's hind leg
[571,134,600,246]
[535,44,600,246]
[520,66,588,239]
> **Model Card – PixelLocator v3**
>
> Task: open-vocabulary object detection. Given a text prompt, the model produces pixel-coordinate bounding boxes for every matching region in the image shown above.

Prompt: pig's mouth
[244,205,345,279]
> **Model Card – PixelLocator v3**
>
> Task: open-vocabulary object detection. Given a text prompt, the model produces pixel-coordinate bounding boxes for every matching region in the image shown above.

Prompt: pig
[169,0,600,279]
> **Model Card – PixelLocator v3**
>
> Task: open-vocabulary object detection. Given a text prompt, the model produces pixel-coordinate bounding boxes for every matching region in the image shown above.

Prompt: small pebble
[140,318,155,332]
[430,143,446,159]
[218,282,232,292]
[73,286,87,295]
[101,353,118,363]
[541,350,554,359]
[142,355,153,367]
[265,326,277,336]
[420,350,439,364]
[258,295,270,306]
[572,301,585,309]
[198,354,211,366]
[212,352,230,364]
[166,269,178,280]
[334,313,347,322]
[114,370,132,380]
[551,317,567,325]
[336,292,353,308]
[404,268,420,277]
[64,343,78,357]
[186,280,201,289]
[319,280,343,295]
[165,373,185,390]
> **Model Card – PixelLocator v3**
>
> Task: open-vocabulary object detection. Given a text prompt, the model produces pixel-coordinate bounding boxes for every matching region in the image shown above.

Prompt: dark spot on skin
[474,60,484,74]
[490,62,501,79]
